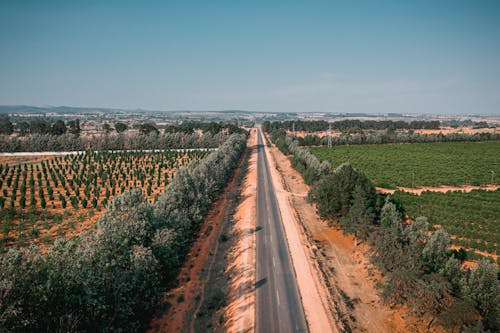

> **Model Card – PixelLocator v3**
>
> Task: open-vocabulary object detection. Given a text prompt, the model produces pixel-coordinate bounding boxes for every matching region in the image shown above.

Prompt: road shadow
[254,277,267,289]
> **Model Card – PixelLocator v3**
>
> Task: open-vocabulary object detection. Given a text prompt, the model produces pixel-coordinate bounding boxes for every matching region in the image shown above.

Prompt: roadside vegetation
[0,133,247,332]
[267,130,499,332]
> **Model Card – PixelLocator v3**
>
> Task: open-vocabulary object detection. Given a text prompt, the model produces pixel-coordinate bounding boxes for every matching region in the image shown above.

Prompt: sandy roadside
[224,129,258,333]
[262,128,336,333]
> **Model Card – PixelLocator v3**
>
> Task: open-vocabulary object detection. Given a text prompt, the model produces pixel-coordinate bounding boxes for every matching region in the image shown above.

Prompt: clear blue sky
[0,1,499,115]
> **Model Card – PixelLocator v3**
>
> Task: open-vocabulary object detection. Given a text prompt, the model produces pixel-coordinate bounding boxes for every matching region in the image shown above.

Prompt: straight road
[255,129,308,333]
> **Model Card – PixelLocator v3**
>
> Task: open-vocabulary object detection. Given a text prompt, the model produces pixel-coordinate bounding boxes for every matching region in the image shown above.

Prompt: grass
[310,141,500,188]
[392,189,499,257]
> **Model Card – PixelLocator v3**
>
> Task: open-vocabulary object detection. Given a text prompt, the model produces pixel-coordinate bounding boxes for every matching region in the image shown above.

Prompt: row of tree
[0,131,229,152]
[0,133,247,332]
[311,168,499,331]
[1,114,246,137]
[269,132,499,332]
[262,119,443,132]
[0,115,83,136]
[164,121,246,135]
[294,131,500,146]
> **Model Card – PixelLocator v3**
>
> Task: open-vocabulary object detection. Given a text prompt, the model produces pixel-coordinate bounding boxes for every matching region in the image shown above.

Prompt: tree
[461,259,500,330]
[375,201,405,272]
[17,121,30,136]
[114,122,128,133]
[102,123,112,134]
[202,122,222,135]
[30,119,52,135]
[421,228,450,273]
[139,123,159,136]
[51,120,67,136]
[340,185,376,240]
[0,114,14,135]
[310,163,374,221]
[67,119,81,136]
[379,199,401,229]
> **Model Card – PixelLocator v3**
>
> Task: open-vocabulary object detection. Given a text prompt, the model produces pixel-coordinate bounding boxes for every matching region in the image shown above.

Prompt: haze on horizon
[0,1,499,116]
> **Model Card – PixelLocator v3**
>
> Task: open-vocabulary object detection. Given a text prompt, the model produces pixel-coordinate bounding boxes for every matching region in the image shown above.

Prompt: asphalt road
[255,129,308,333]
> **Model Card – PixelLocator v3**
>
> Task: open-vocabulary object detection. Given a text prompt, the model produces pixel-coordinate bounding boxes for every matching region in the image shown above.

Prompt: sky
[0,1,499,115]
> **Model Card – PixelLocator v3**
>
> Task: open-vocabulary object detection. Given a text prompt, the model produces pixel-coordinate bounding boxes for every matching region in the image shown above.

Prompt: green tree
[0,114,14,135]
[114,122,128,133]
[310,163,375,221]
[139,123,159,135]
[340,185,376,240]
[30,119,52,134]
[421,228,451,273]
[102,123,112,134]
[461,259,500,330]
[51,120,67,136]
[67,119,81,136]
[17,121,30,136]
[380,199,401,229]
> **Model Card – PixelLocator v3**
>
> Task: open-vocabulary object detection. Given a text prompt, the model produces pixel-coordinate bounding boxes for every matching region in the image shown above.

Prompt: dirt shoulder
[266,134,447,333]
[224,129,258,333]
[263,129,335,333]
[147,146,248,333]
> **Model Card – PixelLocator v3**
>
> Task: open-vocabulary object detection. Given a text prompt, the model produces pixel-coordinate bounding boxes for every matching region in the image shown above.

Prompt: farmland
[309,141,499,261]
[392,189,499,262]
[0,150,207,251]
[310,141,500,188]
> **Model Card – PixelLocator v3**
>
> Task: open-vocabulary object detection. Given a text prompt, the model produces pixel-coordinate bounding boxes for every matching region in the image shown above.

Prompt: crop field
[392,189,499,262]
[310,141,500,188]
[0,150,207,251]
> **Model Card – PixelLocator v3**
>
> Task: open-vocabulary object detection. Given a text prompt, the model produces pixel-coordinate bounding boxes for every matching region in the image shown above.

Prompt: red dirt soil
[147,148,247,333]
[376,184,500,195]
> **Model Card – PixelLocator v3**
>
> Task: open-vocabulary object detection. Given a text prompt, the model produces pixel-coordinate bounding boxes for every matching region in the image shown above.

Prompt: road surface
[255,129,308,333]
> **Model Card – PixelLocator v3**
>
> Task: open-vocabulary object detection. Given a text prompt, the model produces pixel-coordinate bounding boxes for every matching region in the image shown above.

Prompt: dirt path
[263,129,335,333]
[147,148,247,333]
[224,129,258,333]
[377,184,500,195]
[267,136,446,333]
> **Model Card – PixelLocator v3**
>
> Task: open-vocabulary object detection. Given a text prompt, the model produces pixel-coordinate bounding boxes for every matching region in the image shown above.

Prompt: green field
[310,141,500,188]
[392,190,499,259]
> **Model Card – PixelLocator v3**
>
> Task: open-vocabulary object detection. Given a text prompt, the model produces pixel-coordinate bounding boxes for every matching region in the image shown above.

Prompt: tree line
[270,133,499,332]
[269,129,500,147]
[0,131,229,152]
[164,121,246,135]
[262,119,443,132]
[0,133,247,332]
[0,115,83,136]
